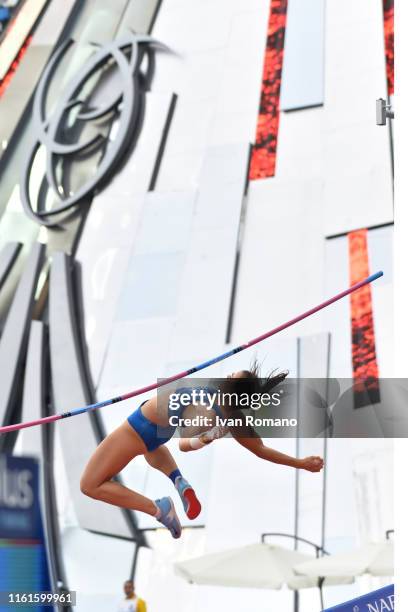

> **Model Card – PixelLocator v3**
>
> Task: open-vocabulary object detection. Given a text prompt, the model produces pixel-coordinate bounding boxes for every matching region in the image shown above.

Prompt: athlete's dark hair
[241,357,288,394]
[219,358,289,413]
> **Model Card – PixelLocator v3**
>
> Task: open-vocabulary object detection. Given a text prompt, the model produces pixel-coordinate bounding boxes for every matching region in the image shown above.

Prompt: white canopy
[294,541,394,579]
[175,543,353,590]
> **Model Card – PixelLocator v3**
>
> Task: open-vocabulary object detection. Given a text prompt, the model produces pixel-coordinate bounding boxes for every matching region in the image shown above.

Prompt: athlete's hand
[300,456,324,472]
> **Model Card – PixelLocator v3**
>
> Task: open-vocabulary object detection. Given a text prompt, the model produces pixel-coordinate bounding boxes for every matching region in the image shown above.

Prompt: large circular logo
[20,34,168,226]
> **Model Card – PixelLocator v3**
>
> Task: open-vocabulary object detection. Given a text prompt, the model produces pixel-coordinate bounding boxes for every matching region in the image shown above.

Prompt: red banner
[249,0,288,180]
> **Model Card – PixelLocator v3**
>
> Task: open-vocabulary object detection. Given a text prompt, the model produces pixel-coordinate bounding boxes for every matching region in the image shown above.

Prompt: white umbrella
[175,543,353,590]
[294,541,394,579]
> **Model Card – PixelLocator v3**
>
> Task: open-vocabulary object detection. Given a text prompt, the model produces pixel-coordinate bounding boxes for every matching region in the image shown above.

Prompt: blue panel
[0,455,51,612]
[280,0,325,111]
[323,584,394,612]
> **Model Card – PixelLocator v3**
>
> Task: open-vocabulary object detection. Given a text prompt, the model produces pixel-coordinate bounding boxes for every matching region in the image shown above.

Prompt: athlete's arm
[179,433,209,452]
[179,425,228,452]
[220,407,323,472]
[234,436,324,472]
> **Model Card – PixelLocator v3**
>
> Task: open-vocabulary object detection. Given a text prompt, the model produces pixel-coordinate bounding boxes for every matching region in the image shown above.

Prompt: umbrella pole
[294,590,299,612]
[318,577,325,610]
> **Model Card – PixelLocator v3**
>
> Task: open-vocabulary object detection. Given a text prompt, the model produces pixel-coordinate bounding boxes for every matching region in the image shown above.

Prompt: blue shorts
[127,402,176,452]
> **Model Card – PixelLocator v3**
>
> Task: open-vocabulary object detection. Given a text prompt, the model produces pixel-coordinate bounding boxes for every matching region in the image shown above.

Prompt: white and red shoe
[175,476,202,520]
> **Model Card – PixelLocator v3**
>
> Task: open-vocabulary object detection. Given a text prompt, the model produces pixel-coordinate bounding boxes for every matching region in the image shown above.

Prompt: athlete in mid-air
[80,363,324,538]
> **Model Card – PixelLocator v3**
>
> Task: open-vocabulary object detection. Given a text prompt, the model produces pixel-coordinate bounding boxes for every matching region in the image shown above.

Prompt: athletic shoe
[155,496,182,539]
[175,476,202,520]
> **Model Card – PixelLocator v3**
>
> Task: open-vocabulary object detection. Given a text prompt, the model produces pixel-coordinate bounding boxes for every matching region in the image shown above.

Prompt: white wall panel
[98,318,174,402]
[297,332,330,548]
[232,177,326,346]
[280,0,325,111]
[296,333,330,611]
[275,107,323,180]
[163,97,217,157]
[322,124,393,234]
[117,0,161,36]
[168,143,249,360]
[75,94,174,386]
[152,1,234,54]
[368,227,393,286]
[274,0,393,235]
[323,236,352,378]
[214,7,270,117]
[152,0,269,190]
[29,0,78,46]
[96,190,196,397]
[132,192,195,255]
[170,48,227,103]
[322,0,393,234]
[368,226,393,377]
[117,252,186,319]
[154,148,206,191]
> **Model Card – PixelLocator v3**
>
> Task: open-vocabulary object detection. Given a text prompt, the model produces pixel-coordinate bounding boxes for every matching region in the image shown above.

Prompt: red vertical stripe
[348,230,380,407]
[0,35,33,99]
[382,0,394,96]
[249,0,288,180]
